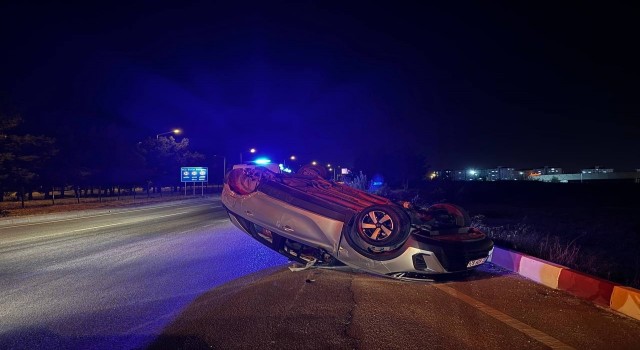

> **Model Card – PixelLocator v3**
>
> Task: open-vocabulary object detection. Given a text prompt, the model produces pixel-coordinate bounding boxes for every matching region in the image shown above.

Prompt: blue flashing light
[254,158,271,165]
[369,174,384,191]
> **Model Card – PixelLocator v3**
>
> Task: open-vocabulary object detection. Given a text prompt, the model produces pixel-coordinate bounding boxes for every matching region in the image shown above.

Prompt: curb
[489,246,640,321]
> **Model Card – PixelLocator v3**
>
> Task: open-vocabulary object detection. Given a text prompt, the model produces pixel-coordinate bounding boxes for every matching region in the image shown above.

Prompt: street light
[156,129,181,139]
[240,148,257,163]
[284,155,297,170]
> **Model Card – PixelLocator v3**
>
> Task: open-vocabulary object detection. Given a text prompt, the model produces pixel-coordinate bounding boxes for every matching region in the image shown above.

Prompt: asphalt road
[0,198,288,349]
[2,198,639,350]
[151,265,640,350]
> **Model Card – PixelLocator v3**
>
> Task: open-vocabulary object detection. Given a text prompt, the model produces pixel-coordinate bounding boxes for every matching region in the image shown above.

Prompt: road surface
[0,198,288,349]
[1,197,639,349]
[150,264,640,350]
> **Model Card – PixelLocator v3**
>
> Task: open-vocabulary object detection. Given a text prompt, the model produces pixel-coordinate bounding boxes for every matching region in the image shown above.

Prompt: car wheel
[427,203,471,228]
[350,204,411,254]
[227,168,260,195]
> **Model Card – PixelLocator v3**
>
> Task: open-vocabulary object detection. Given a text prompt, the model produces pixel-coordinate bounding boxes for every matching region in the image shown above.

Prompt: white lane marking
[0,202,221,230]
[1,210,203,244]
[434,284,575,350]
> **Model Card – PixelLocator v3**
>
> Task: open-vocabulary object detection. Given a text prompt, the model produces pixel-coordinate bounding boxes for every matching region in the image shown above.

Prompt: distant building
[434,165,638,183]
[581,166,613,174]
[516,170,528,180]
[526,166,562,180]
[545,166,563,175]
[499,167,517,180]
[435,167,516,181]
[433,170,454,180]
[531,166,563,176]
[528,169,543,177]
[486,167,517,181]
[535,171,639,183]
[437,169,480,181]
[487,168,499,181]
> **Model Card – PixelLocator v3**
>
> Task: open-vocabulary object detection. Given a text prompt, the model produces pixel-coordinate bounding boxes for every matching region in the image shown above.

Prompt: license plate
[467,257,487,268]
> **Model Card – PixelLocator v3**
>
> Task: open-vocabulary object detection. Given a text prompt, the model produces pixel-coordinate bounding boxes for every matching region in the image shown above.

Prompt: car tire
[350,204,411,255]
[427,203,471,227]
[227,168,260,195]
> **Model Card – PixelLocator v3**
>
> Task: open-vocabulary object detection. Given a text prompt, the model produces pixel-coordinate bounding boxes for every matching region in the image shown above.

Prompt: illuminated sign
[181,167,208,182]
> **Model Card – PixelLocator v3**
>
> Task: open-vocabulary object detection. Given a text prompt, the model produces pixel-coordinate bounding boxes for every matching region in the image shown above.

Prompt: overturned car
[221,163,493,280]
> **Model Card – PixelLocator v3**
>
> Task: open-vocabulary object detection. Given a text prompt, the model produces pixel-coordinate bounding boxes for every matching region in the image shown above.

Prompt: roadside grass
[469,207,640,289]
[391,182,640,290]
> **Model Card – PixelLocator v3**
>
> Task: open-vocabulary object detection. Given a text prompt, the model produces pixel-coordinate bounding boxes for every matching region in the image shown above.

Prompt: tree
[38,122,154,199]
[137,136,205,191]
[0,114,57,204]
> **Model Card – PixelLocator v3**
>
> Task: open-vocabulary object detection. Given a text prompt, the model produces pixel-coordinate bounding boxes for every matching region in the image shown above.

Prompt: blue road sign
[181,167,208,182]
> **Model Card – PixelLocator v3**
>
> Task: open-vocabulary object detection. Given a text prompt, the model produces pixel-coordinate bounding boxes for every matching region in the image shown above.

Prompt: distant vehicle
[221,163,493,280]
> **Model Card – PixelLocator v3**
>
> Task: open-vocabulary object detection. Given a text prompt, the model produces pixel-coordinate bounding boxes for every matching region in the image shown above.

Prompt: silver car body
[222,164,493,279]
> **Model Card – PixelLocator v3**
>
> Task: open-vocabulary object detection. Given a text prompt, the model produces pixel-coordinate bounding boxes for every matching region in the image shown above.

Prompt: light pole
[286,155,296,170]
[327,164,337,181]
[213,154,226,186]
[328,167,336,181]
[240,148,257,163]
[156,129,181,139]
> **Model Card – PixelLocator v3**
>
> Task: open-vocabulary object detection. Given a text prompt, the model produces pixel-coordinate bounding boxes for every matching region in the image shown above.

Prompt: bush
[346,172,369,191]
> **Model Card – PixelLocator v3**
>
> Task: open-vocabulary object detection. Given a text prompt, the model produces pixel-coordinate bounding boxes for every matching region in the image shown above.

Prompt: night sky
[1,1,638,171]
